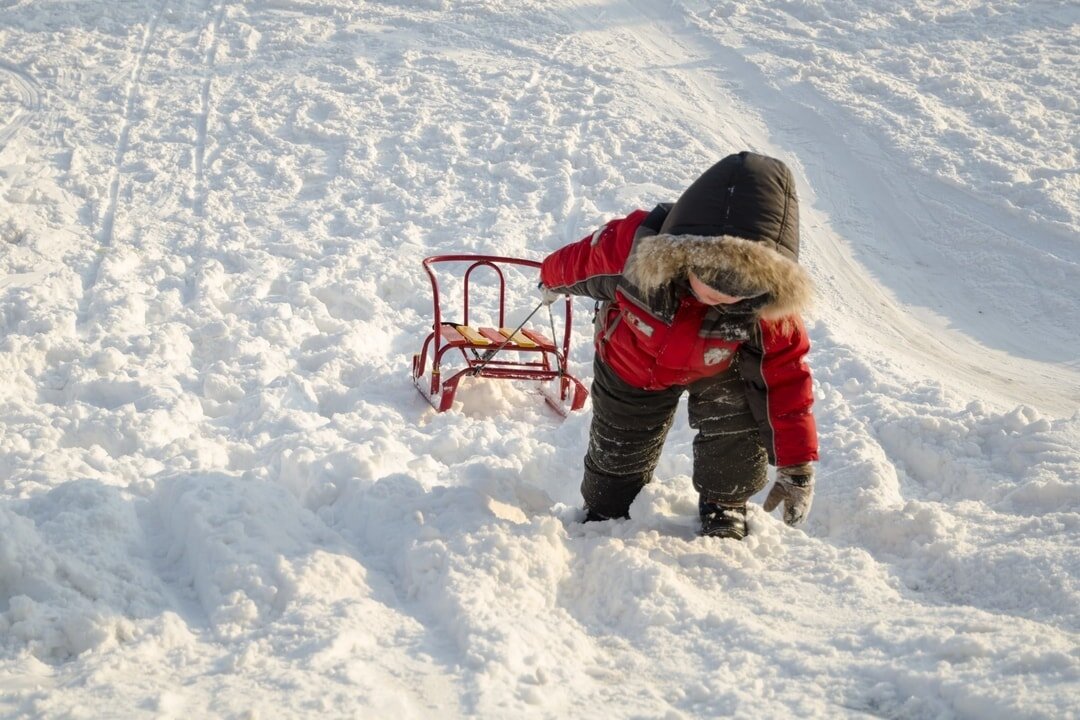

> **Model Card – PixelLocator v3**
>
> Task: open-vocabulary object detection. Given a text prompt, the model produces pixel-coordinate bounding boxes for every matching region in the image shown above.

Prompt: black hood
[623,152,813,320]
[658,151,801,262]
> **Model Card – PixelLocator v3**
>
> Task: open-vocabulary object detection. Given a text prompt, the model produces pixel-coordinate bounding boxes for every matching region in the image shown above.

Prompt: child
[539,151,818,539]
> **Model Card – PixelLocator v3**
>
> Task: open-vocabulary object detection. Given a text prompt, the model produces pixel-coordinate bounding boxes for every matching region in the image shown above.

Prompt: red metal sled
[411,254,588,415]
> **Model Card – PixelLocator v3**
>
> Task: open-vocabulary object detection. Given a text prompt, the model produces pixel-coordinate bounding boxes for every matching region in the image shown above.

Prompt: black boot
[583,506,628,522]
[583,506,608,523]
[699,499,747,540]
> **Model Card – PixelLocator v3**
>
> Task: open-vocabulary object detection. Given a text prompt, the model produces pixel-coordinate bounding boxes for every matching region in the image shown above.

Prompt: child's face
[688,273,745,306]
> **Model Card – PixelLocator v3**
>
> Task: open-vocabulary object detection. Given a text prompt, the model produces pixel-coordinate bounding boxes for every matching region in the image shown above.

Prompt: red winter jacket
[541,209,818,467]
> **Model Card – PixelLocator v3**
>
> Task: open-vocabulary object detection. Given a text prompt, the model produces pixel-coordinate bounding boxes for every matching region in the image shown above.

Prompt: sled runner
[411,254,588,416]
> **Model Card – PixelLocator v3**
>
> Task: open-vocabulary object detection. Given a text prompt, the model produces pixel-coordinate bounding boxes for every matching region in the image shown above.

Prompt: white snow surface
[1,0,1078,717]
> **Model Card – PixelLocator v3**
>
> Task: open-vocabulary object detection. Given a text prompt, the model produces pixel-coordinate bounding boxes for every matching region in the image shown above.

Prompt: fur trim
[625,234,813,319]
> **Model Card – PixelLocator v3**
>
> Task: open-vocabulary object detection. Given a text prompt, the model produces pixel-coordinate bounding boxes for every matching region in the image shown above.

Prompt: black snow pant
[582,356,769,520]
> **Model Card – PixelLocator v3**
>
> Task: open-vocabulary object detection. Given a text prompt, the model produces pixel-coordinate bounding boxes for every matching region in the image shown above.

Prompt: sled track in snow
[77,1,168,330]
[0,59,42,149]
[194,0,227,223]
[97,4,167,252]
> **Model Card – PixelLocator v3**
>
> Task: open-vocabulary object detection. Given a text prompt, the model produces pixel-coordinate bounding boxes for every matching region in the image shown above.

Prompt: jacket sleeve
[539,210,647,301]
[738,316,819,467]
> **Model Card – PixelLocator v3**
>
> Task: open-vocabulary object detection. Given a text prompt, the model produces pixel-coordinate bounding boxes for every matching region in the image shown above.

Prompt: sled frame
[411,254,588,415]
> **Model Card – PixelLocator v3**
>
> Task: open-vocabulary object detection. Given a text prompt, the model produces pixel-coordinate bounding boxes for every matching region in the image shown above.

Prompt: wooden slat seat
[440,325,475,346]
[520,328,557,352]
[499,328,537,347]
[456,325,493,345]
[440,324,556,352]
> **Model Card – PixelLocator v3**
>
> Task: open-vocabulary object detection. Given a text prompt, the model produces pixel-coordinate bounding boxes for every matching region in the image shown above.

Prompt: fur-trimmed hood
[620,151,812,320]
[625,232,813,320]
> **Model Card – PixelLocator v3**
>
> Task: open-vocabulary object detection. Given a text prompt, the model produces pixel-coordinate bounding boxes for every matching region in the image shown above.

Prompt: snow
[1,0,1078,717]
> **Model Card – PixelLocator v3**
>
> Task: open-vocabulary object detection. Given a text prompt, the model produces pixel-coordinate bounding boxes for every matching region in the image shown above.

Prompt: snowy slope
[1,0,1078,718]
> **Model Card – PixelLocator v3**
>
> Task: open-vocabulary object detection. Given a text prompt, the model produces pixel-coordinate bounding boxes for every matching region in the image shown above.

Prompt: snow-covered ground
[1,0,1078,717]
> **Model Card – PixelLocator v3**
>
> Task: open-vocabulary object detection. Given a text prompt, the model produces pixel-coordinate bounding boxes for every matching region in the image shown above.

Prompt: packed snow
[1,0,1078,717]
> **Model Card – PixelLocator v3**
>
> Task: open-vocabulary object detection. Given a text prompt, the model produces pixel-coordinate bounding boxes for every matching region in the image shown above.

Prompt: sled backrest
[420,254,572,352]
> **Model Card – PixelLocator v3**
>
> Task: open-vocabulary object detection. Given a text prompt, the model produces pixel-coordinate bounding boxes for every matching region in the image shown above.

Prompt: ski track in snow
[0,0,1078,718]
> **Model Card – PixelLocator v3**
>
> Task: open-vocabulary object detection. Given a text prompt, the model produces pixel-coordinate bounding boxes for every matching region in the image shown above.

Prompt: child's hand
[763,464,814,526]
[538,283,564,306]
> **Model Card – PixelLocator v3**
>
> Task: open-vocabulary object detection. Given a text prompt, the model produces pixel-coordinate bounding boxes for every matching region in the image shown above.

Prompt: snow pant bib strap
[581,356,681,519]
